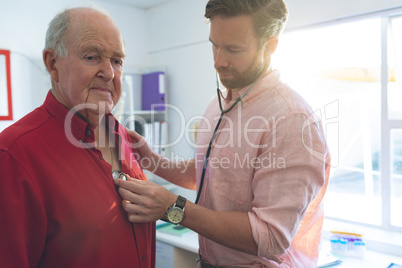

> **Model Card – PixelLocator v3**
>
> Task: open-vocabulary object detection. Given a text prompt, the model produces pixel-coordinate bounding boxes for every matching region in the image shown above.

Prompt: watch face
[167,207,184,224]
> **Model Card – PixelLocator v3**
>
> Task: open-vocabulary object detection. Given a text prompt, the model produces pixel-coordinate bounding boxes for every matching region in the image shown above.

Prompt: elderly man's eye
[112,59,123,66]
[112,58,123,66]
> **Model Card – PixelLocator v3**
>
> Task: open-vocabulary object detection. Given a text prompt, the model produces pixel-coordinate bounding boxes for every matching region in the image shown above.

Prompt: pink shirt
[195,71,330,267]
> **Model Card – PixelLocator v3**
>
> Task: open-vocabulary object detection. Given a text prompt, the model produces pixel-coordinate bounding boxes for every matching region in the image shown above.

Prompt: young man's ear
[263,37,279,60]
[43,49,59,83]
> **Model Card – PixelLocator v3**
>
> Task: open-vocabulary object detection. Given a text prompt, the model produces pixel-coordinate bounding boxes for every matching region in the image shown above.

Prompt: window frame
[281,8,402,237]
[382,14,402,233]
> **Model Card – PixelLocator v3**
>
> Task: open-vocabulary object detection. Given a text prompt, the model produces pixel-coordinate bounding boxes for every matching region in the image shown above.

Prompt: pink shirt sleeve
[248,112,328,261]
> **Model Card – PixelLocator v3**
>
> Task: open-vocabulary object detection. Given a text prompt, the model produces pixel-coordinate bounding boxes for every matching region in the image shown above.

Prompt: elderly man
[0,7,155,267]
[115,0,331,267]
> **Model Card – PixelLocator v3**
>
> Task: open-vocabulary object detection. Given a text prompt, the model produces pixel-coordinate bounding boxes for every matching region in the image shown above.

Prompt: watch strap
[175,195,186,209]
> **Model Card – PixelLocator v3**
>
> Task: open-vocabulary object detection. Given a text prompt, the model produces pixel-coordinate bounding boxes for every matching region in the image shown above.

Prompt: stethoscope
[194,69,268,204]
[113,171,127,181]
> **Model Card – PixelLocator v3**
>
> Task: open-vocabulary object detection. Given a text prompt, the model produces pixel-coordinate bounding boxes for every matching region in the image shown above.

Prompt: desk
[156,227,402,268]
[324,250,402,268]
[156,228,198,268]
[156,228,199,254]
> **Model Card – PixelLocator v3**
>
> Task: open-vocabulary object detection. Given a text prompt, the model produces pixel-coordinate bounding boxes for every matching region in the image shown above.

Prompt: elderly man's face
[53,10,125,118]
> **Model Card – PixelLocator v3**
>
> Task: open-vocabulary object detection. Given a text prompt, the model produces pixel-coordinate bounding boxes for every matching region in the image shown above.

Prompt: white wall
[286,0,402,29]
[0,0,147,131]
[145,0,402,159]
[146,0,213,159]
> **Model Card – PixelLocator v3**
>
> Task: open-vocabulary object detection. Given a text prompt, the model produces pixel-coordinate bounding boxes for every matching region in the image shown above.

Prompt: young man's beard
[217,55,269,90]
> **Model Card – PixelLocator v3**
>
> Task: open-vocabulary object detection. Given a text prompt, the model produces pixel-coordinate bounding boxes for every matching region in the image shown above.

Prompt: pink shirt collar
[221,70,281,110]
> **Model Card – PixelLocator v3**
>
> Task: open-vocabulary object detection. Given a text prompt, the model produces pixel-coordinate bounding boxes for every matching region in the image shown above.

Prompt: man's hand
[126,129,153,159]
[114,175,177,223]
[126,129,159,172]
[126,129,197,190]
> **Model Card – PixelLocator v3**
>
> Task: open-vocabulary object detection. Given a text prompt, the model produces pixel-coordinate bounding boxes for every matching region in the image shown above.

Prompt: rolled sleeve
[248,113,328,261]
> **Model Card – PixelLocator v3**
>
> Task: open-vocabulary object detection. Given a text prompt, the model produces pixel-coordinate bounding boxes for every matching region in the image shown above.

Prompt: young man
[0,7,155,267]
[115,0,331,267]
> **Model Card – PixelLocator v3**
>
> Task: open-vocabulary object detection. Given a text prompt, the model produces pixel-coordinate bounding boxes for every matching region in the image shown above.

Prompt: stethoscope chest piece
[112,171,127,181]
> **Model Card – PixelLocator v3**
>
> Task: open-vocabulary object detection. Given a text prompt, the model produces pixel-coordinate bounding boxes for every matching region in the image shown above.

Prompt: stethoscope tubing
[194,70,267,204]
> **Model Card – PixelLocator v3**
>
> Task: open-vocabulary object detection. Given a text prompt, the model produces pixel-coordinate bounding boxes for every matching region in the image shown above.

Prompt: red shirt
[0,91,155,268]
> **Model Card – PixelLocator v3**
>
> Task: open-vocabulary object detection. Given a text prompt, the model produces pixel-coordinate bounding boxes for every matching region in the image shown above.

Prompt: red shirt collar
[43,90,118,144]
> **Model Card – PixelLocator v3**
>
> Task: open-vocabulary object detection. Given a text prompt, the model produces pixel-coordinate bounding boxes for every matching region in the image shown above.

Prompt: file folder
[142,72,165,111]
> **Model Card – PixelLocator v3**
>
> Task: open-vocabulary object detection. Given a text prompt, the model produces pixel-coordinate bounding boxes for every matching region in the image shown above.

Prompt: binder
[160,121,167,156]
[153,121,161,154]
[142,72,165,111]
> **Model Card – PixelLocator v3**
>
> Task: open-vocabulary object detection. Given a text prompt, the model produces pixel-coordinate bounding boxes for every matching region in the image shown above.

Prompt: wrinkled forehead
[66,9,125,54]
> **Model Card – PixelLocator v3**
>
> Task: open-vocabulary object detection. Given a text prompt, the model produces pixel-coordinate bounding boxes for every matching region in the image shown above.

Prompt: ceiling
[98,0,174,9]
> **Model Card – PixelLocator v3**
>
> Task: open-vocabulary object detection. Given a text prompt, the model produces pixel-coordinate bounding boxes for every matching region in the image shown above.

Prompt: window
[389,15,402,228]
[274,12,402,230]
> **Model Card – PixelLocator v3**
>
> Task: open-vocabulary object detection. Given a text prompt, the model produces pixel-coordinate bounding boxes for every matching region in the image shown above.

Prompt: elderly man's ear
[43,49,59,83]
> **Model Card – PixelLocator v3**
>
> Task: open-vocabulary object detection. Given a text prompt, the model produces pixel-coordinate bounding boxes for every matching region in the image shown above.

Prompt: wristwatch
[165,195,186,225]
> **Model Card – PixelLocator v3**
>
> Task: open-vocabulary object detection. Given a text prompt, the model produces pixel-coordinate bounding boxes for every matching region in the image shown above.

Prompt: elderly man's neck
[93,116,117,152]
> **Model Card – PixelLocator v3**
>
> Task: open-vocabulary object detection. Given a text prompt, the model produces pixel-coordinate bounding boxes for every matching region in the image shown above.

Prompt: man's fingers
[121,200,158,223]
[126,129,143,142]
[126,129,148,149]
[127,214,153,223]
[114,177,144,191]
[121,199,140,213]
[118,187,140,203]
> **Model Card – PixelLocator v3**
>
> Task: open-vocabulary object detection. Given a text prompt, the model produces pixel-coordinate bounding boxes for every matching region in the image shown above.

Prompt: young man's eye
[229,48,241,53]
